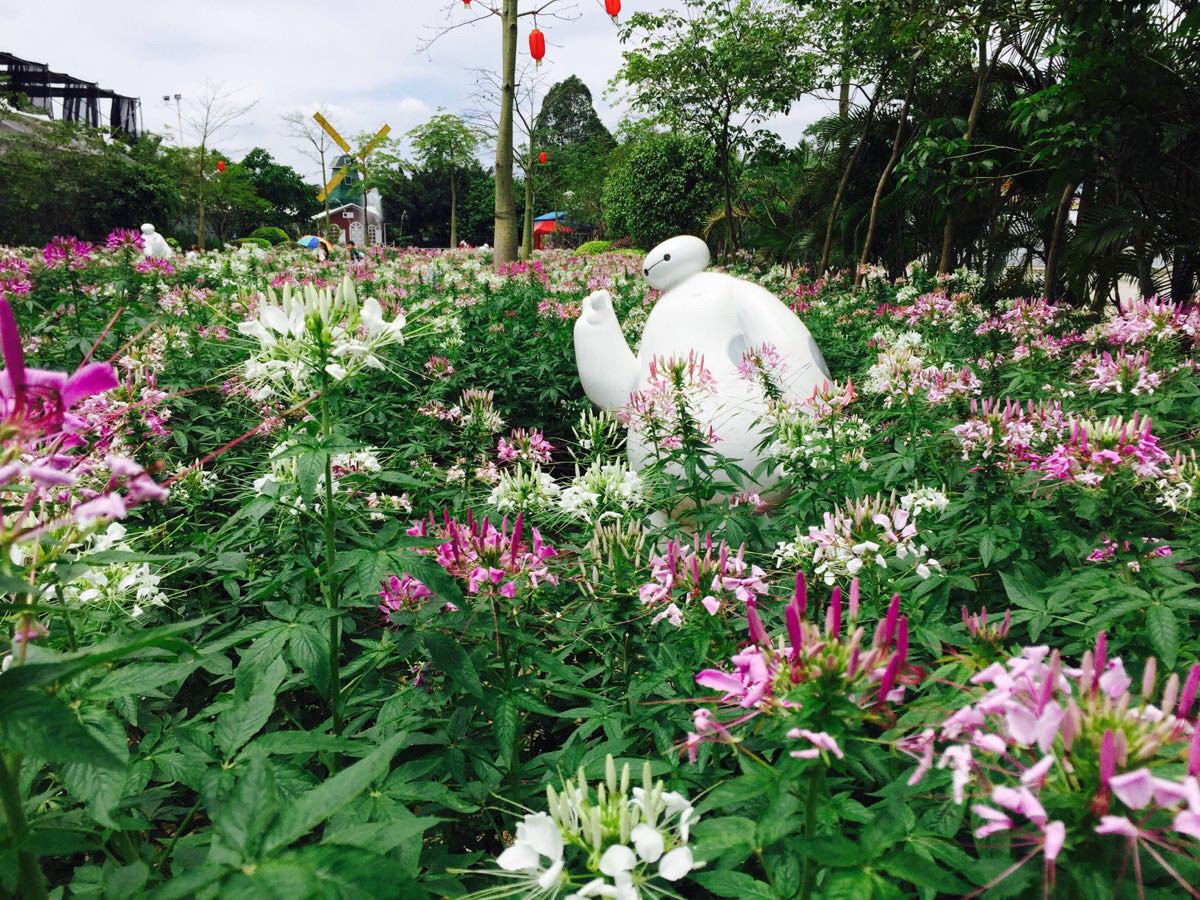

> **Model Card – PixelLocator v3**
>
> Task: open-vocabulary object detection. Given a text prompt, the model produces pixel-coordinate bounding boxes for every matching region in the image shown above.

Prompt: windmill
[313,112,391,245]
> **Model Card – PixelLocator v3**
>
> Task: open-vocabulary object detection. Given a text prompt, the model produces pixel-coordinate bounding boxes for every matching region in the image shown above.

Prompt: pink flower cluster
[423,355,455,380]
[951,397,1072,467]
[1086,535,1171,572]
[496,428,554,465]
[804,378,857,420]
[405,509,557,599]
[899,290,976,327]
[0,298,168,550]
[638,534,767,627]
[736,343,784,384]
[688,577,914,762]
[1077,348,1165,395]
[41,236,93,270]
[0,255,32,298]
[378,573,449,623]
[1036,413,1170,486]
[620,352,719,451]
[136,257,176,276]
[962,604,1012,647]
[904,634,1200,892]
[104,229,145,252]
[1100,296,1200,347]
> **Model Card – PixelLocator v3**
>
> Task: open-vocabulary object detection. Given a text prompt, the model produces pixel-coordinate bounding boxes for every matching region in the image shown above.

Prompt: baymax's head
[140,223,156,235]
[643,235,710,291]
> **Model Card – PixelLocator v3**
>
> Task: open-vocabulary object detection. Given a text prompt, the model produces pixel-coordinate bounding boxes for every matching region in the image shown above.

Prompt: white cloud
[4,0,823,183]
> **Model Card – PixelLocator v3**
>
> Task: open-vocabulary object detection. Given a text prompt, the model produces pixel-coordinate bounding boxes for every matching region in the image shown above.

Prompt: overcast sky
[3,0,836,183]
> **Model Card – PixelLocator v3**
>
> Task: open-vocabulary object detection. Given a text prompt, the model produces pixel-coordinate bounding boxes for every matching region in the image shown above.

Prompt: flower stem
[318,383,343,738]
[0,753,47,900]
[799,763,826,900]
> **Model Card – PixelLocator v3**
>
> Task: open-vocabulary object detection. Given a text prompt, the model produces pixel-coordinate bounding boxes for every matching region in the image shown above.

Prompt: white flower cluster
[237,277,405,401]
[60,523,169,619]
[485,756,699,899]
[774,493,945,585]
[252,440,384,511]
[766,405,872,475]
[489,467,561,513]
[559,461,645,521]
[863,330,980,406]
[899,485,949,516]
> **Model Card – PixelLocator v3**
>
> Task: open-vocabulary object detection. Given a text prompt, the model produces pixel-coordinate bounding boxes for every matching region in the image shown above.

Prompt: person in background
[318,241,330,262]
[347,241,364,262]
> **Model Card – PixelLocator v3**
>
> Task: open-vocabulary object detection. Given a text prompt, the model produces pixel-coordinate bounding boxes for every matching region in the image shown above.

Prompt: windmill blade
[317,166,350,203]
[358,124,392,161]
[313,111,352,155]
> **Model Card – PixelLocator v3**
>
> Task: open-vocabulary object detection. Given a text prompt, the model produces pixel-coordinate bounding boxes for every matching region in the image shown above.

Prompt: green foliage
[0,119,180,245]
[248,226,293,246]
[576,240,613,255]
[602,129,720,249]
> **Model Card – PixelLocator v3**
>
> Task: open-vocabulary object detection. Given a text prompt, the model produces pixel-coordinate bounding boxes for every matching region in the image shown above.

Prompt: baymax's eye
[664,254,672,261]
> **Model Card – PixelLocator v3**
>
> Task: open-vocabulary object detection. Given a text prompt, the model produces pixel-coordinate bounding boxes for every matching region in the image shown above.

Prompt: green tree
[0,118,179,244]
[240,148,320,234]
[407,112,481,248]
[422,1,615,267]
[602,126,721,250]
[615,0,814,254]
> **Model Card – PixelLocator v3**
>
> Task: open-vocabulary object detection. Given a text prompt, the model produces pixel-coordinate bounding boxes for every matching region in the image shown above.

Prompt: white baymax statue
[574,235,830,492]
[140,223,174,260]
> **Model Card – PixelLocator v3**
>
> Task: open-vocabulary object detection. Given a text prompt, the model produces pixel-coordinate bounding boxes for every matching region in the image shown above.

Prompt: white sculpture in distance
[574,235,830,493]
[140,224,174,260]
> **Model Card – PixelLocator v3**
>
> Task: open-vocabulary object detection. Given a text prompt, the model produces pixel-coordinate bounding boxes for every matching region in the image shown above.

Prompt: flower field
[2,236,1199,898]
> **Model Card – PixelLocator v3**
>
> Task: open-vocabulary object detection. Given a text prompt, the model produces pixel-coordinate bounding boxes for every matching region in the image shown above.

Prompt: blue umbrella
[297,236,321,248]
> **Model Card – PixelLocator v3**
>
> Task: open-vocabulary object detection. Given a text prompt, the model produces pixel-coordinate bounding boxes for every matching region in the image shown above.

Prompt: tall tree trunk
[1171,247,1199,303]
[856,69,916,285]
[819,88,880,276]
[1043,180,1077,300]
[493,0,519,268]
[939,33,996,274]
[719,125,738,255]
[197,145,207,251]
[449,170,458,249]
[521,166,534,260]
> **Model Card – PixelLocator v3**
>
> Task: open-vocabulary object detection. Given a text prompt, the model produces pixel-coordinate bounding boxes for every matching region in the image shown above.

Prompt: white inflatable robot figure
[574,235,831,492]
[140,223,175,260]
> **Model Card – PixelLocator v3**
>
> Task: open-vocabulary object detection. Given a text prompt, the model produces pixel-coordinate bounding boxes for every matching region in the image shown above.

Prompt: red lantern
[529,27,545,65]
[216,159,226,173]
[605,0,621,21]
[538,150,548,165]
[462,0,470,5]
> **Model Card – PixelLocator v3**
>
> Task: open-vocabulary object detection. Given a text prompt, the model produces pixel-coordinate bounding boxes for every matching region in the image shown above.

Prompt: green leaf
[215,755,280,859]
[286,624,330,697]
[249,731,361,757]
[423,632,482,699]
[691,870,776,899]
[0,619,202,690]
[215,656,287,759]
[0,689,123,769]
[880,849,970,893]
[822,870,875,899]
[494,696,518,771]
[1146,605,1178,669]
[262,731,411,854]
